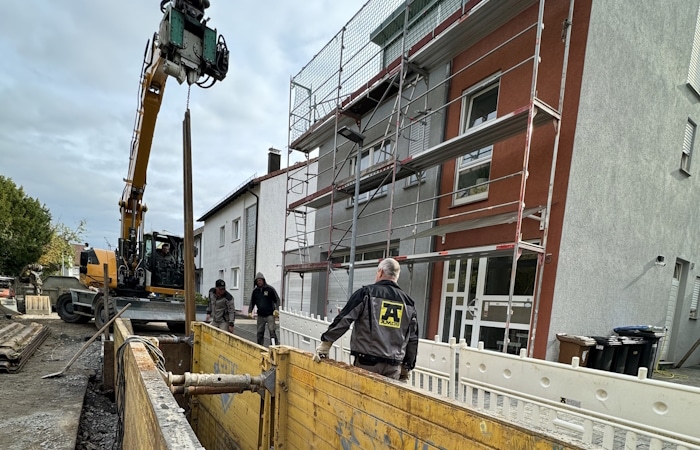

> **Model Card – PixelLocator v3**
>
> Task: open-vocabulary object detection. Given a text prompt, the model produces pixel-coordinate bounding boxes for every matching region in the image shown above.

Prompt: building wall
[200,163,317,313]
[200,196,248,309]
[426,1,591,357]
[552,0,700,364]
[307,67,449,330]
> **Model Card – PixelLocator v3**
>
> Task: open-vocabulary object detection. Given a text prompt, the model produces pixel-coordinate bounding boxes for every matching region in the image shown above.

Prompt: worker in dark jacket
[248,272,280,345]
[313,258,419,381]
[206,279,235,333]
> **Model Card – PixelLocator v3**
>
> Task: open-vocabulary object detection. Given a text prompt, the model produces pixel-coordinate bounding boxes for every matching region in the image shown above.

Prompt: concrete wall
[552,0,700,365]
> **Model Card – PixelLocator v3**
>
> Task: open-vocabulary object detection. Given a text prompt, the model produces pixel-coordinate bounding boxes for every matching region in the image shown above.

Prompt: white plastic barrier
[280,309,700,449]
[280,309,455,396]
[459,344,700,448]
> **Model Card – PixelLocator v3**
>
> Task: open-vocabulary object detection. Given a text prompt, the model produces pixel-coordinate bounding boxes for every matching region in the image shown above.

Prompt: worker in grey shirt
[206,279,235,333]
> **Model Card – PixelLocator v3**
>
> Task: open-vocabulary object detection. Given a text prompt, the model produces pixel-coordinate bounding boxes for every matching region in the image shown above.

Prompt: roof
[197,158,317,222]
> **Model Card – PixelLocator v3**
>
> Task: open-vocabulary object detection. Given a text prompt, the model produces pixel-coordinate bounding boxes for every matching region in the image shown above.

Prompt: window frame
[348,140,393,206]
[453,79,500,206]
[219,225,226,247]
[231,218,241,242]
[230,267,240,290]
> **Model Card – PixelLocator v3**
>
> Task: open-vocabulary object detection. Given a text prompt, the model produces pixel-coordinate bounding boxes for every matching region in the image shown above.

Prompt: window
[454,81,499,205]
[330,246,399,264]
[406,170,426,187]
[219,225,225,247]
[230,267,240,289]
[349,140,392,205]
[232,218,240,241]
[682,119,696,174]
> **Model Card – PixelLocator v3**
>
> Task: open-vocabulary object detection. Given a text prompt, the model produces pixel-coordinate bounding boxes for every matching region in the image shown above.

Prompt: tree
[0,176,53,276]
[39,220,86,275]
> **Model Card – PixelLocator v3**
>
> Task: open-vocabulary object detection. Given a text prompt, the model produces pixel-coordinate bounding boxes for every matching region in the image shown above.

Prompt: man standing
[206,279,235,333]
[248,272,280,345]
[313,258,419,381]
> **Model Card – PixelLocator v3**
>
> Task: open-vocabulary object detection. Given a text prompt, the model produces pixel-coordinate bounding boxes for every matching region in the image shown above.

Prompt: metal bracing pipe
[528,0,576,357]
[167,372,264,387]
[165,370,275,396]
[171,385,259,395]
[324,26,346,316]
[385,0,412,257]
[503,0,547,354]
[347,146,363,297]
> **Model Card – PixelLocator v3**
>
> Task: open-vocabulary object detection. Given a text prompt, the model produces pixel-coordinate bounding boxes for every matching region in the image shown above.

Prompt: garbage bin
[589,336,622,372]
[614,326,665,378]
[611,337,633,373]
[556,333,596,366]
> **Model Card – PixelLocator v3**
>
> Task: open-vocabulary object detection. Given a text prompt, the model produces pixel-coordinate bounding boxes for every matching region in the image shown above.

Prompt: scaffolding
[283,0,574,356]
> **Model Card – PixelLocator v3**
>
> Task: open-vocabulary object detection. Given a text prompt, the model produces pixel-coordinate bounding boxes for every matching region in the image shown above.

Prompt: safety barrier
[280,309,700,449]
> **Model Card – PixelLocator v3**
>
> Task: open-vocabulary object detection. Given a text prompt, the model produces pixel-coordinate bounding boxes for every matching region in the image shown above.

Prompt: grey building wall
[551,0,700,365]
[308,64,450,335]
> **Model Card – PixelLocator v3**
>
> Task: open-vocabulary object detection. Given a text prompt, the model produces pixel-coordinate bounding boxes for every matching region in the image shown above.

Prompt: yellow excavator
[56,0,229,330]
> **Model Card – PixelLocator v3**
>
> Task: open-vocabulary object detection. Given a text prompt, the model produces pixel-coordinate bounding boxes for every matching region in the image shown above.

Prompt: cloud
[0,0,364,248]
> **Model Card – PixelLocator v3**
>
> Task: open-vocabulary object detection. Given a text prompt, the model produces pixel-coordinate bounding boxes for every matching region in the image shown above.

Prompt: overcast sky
[0,0,364,249]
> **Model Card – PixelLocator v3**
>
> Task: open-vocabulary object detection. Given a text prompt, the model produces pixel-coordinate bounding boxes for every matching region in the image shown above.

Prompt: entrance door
[438,258,481,345]
[659,261,683,362]
[439,253,536,353]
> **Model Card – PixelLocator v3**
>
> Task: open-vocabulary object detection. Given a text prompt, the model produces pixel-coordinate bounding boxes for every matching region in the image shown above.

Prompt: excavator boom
[117,0,229,291]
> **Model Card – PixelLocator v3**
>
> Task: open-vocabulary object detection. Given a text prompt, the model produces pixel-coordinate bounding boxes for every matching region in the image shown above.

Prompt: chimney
[268,148,281,174]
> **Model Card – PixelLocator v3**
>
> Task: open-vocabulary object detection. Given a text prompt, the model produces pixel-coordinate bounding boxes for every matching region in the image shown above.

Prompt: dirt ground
[0,314,114,449]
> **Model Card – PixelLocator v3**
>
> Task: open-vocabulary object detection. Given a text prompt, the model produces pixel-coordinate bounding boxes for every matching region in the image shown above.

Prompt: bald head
[376,258,400,282]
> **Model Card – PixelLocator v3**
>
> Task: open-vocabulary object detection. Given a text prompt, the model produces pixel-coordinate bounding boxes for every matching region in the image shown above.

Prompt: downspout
[248,183,259,290]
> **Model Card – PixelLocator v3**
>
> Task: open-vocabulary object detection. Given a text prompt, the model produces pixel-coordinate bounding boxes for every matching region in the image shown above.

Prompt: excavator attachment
[158,0,229,85]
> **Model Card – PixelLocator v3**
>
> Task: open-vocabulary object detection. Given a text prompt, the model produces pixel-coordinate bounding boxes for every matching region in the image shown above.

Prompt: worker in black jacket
[313,258,419,381]
[248,272,280,345]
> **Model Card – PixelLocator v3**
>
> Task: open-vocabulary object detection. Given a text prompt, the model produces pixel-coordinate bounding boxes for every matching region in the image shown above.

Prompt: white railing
[279,309,700,449]
[280,309,456,397]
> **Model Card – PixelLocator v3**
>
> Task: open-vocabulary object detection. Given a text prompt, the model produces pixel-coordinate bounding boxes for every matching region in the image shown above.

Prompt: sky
[0,0,364,249]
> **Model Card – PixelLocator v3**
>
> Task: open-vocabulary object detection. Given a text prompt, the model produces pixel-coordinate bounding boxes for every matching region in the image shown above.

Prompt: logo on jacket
[379,301,403,328]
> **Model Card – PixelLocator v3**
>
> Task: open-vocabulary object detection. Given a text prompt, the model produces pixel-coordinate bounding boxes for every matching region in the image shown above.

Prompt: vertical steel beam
[183,109,195,335]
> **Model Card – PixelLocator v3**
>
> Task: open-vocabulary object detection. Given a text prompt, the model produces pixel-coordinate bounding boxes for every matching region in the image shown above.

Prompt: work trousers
[256,315,277,345]
[213,321,231,332]
[353,358,402,380]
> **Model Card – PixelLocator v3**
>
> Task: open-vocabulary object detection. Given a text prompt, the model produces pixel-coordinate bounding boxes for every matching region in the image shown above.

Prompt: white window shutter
[688,6,700,96]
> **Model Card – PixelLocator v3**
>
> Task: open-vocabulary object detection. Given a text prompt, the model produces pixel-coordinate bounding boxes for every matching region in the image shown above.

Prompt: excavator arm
[117,0,229,289]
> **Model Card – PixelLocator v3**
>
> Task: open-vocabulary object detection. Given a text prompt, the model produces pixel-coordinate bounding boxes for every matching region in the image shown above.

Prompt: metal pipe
[170,385,261,395]
[167,372,265,387]
[528,0,576,357]
[347,146,363,298]
[504,0,547,354]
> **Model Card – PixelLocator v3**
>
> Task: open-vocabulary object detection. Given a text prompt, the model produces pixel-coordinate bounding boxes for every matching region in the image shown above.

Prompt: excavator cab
[144,232,185,294]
